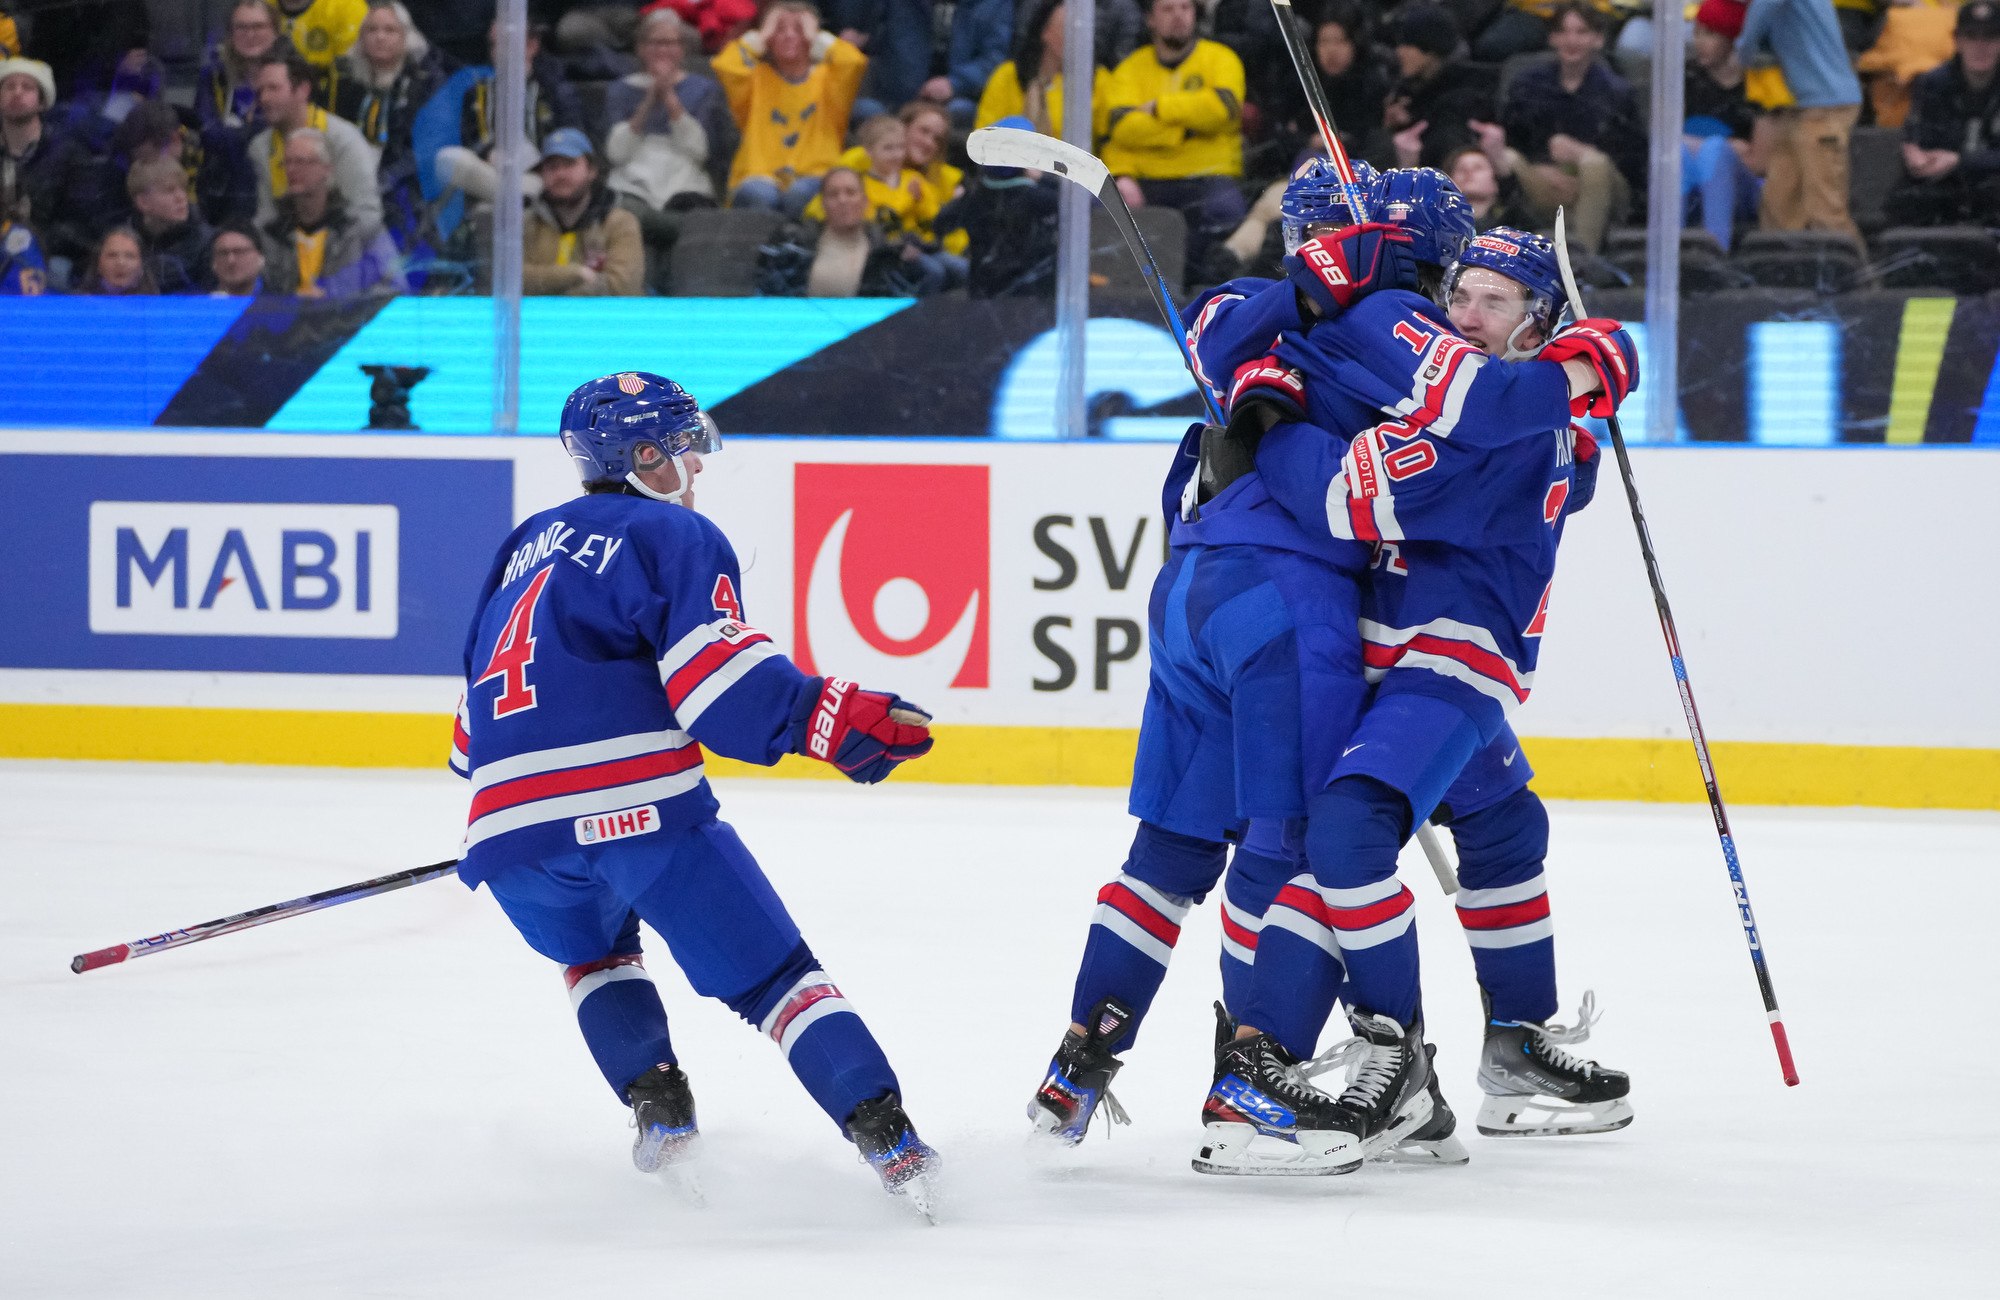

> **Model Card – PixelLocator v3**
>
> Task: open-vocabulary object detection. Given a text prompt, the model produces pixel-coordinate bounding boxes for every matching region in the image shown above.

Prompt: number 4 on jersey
[711,574,742,621]
[477,565,554,718]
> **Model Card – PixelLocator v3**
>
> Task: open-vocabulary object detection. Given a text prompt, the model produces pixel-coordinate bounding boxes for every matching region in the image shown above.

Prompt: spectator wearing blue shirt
[1737,0,1864,236]
[837,0,1012,127]
[1498,2,1644,253]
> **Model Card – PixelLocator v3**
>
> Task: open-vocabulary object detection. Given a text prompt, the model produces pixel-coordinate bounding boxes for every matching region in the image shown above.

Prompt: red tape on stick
[71,945,133,974]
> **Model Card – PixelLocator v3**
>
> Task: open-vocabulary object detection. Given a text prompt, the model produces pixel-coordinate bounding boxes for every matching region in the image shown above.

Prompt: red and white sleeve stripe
[1454,872,1553,949]
[656,617,783,728]
[1091,873,1192,968]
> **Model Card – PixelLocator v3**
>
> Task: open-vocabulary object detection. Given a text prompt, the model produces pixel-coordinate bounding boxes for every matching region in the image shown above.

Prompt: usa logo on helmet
[617,374,646,395]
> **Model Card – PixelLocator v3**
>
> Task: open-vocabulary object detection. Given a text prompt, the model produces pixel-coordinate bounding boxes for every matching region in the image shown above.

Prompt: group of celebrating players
[448,155,1641,1220]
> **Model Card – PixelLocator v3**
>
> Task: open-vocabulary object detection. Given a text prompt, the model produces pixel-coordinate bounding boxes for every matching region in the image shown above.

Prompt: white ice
[2,762,1994,1297]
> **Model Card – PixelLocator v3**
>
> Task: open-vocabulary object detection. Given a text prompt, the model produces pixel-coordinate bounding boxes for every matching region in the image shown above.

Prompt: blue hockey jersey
[451,492,810,884]
[1181,274,1601,735]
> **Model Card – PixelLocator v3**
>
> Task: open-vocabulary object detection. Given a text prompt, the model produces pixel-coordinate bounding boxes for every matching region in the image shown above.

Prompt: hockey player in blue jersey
[451,372,943,1217]
[1196,190,1639,1173]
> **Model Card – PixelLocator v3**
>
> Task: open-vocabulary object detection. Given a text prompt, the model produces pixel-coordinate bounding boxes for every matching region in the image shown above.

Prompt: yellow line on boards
[0,704,1994,811]
[1884,297,1957,445]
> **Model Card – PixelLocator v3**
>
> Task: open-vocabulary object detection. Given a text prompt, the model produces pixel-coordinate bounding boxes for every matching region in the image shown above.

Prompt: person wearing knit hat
[1384,3,1499,170]
[1,56,103,276]
[1684,0,1767,250]
[1886,0,2000,227]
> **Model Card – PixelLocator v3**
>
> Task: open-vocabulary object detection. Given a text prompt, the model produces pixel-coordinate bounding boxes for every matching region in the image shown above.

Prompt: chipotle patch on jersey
[792,464,990,690]
[575,804,662,845]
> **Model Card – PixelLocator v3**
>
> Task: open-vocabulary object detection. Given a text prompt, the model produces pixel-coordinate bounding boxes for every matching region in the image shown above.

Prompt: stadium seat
[1847,127,1904,233]
[670,209,784,297]
[1733,230,1867,292]
[1606,229,1744,291]
[1870,227,2000,293]
[573,80,612,145]
[1091,206,1187,297]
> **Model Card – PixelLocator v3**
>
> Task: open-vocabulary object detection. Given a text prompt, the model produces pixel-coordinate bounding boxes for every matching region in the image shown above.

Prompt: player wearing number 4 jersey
[450,372,942,1219]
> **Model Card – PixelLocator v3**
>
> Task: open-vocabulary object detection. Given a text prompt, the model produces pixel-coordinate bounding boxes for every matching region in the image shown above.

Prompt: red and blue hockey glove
[1282,222,1416,320]
[1226,355,1307,431]
[1542,318,1639,418]
[789,676,934,784]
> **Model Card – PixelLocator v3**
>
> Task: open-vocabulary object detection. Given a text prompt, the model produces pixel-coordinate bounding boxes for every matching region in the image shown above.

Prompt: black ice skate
[627,1063,703,1203]
[1477,992,1633,1136]
[1192,1030,1364,1176]
[1373,1044,1469,1166]
[1298,1009,1437,1167]
[1027,996,1134,1145]
[847,1093,943,1224]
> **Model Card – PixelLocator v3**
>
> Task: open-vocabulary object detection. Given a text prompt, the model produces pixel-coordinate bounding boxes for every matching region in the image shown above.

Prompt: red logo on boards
[793,464,989,690]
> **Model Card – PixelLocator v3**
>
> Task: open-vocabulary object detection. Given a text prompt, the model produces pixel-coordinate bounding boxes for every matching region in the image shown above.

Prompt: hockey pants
[481,817,899,1133]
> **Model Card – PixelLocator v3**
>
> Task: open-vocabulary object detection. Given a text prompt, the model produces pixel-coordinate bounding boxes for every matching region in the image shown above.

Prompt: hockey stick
[71,859,461,973]
[1267,0,1370,221]
[966,127,1223,428]
[969,126,1461,895]
[1551,208,1798,1086]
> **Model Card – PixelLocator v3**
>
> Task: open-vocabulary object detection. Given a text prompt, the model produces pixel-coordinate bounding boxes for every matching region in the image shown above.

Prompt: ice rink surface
[3,761,1994,1298]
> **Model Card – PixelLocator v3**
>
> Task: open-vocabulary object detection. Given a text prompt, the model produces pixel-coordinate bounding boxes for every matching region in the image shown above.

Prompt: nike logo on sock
[1343,744,1365,757]
[1502,749,1519,766]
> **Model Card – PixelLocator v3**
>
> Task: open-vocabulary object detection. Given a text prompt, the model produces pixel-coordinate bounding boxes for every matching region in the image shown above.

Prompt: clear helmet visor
[1282,217,1355,257]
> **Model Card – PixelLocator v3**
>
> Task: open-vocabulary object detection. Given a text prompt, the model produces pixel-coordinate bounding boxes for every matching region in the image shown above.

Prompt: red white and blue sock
[732,942,900,1133]
[565,917,676,1099]
[1447,787,1558,1024]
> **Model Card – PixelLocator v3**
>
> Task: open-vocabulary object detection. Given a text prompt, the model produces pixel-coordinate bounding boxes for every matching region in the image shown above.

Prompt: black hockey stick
[1551,209,1797,1086]
[1267,0,1371,221]
[71,859,461,973]
[967,126,1463,895]
[966,127,1223,428]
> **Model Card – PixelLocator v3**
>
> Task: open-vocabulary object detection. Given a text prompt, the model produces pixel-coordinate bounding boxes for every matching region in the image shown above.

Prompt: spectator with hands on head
[716,1,868,218]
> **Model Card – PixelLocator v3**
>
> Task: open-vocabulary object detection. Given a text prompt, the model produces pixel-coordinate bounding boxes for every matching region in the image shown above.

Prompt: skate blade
[1025,1102,1085,1149]
[656,1158,706,1207]
[1475,1094,1634,1137]
[1375,1132,1470,1166]
[1191,1122,1362,1177]
[900,1172,941,1226]
[1353,1087,1436,1161]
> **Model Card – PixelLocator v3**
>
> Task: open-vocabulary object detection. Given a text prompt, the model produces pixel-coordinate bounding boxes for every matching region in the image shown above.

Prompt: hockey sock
[1068,823,1224,1052]
[728,941,900,1133]
[566,911,677,1100]
[1217,820,1299,1017]
[1447,787,1558,1024]
[1307,776,1421,1027]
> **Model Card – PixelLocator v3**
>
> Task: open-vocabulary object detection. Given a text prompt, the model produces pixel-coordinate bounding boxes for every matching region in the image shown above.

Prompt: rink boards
[1,430,1995,809]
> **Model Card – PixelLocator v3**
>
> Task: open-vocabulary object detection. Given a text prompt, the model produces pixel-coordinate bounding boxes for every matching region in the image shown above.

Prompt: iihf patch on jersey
[575,804,661,844]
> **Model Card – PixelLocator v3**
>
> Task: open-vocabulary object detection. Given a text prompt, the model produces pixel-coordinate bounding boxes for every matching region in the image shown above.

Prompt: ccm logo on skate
[575,805,660,844]
[807,678,854,759]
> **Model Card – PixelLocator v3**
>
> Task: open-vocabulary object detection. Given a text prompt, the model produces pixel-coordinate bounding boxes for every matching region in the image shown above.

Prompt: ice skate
[627,1063,704,1204]
[848,1094,943,1224]
[1192,1031,1363,1176]
[1293,1009,1436,1168]
[1028,996,1134,1145]
[1372,1044,1468,1165]
[1477,992,1632,1136]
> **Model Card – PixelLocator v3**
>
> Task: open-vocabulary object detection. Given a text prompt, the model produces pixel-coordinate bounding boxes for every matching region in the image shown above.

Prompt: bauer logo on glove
[790,676,935,784]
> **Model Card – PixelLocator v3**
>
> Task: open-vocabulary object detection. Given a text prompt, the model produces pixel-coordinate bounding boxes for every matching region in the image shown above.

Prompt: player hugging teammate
[1030,161,1640,1175]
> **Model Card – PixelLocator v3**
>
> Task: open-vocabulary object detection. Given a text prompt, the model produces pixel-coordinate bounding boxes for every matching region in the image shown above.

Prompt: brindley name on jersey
[451,494,812,885]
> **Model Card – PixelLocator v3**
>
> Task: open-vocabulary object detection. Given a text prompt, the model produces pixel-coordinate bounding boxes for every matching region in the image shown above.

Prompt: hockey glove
[1226,355,1307,430]
[1282,222,1416,320]
[1542,318,1639,418]
[789,676,934,784]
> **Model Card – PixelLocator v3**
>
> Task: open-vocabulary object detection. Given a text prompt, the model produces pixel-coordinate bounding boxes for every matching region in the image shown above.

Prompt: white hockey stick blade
[966,127,1110,195]
[1551,206,1587,321]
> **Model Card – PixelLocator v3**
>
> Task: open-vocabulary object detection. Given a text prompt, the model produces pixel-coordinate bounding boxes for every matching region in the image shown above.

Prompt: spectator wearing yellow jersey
[973,0,1111,140]
[1104,0,1246,280]
[716,2,868,218]
[806,113,964,289]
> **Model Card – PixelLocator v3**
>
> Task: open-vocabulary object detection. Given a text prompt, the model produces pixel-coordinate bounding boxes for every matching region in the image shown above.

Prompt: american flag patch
[618,373,645,395]
[1097,1010,1121,1037]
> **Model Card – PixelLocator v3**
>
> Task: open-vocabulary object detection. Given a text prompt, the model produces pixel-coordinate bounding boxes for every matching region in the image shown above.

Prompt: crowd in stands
[0,0,1994,303]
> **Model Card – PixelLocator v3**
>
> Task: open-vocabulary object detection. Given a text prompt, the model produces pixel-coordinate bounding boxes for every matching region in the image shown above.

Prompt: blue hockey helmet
[1279,155,1380,255]
[558,371,720,501]
[1367,167,1476,270]
[1442,226,1565,355]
